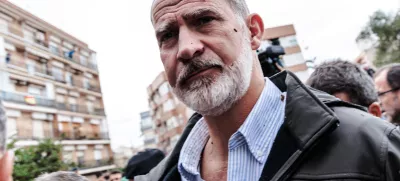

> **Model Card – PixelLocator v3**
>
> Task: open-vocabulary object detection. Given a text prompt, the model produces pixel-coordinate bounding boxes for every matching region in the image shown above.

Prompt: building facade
[147,72,194,153]
[260,24,312,82]
[0,1,114,178]
[140,111,157,149]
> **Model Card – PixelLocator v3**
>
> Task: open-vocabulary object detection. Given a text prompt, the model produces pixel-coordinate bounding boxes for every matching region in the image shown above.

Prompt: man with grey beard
[138,0,400,180]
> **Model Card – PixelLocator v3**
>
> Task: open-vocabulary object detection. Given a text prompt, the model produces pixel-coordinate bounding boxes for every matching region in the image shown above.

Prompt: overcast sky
[8,0,399,150]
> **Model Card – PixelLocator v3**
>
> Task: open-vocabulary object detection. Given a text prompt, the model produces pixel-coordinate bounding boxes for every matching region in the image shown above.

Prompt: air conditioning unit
[16,80,27,86]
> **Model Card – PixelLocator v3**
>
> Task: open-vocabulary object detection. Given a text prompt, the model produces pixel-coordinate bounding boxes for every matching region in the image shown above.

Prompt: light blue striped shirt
[178,78,286,181]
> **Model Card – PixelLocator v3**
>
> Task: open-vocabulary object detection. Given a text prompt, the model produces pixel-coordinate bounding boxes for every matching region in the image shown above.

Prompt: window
[163,100,175,112]
[33,120,44,139]
[80,55,88,66]
[83,78,90,89]
[282,53,305,67]
[52,67,64,81]
[28,86,43,96]
[0,19,8,33]
[166,117,179,130]
[49,42,59,55]
[77,151,84,166]
[65,72,72,86]
[6,118,17,137]
[35,31,45,42]
[23,29,35,43]
[26,61,35,75]
[158,82,170,96]
[94,150,102,165]
[68,97,77,112]
[279,35,298,48]
[87,101,94,113]
[62,151,73,163]
[56,95,65,102]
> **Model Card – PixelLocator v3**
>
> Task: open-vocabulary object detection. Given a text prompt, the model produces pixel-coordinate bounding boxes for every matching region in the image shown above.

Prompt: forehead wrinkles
[152,0,217,23]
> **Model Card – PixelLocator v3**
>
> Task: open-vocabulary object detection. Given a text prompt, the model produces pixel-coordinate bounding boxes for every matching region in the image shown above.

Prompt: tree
[357,10,400,67]
[9,139,72,181]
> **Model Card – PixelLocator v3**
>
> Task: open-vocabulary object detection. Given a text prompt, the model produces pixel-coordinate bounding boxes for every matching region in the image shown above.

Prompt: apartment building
[0,1,114,178]
[260,24,312,82]
[140,111,157,149]
[147,72,194,153]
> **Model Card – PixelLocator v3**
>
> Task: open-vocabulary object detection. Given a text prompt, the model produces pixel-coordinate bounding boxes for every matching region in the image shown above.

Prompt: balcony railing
[77,159,114,170]
[15,128,110,141]
[15,128,55,140]
[144,137,157,145]
[88,83,101,93]
[55,103,106,116]
[60,130,110,140]
[0,91,55,108]
[7,58,52,77]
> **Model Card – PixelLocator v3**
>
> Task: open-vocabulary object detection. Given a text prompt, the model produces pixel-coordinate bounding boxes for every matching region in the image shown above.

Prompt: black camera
[257,38,286,77]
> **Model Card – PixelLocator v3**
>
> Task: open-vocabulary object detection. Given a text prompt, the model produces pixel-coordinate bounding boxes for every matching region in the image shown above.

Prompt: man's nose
[177,28,204,62]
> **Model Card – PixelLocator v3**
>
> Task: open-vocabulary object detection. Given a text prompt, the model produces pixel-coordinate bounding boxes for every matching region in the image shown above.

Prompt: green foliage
[12,139,71,181]
[357,10,400,67]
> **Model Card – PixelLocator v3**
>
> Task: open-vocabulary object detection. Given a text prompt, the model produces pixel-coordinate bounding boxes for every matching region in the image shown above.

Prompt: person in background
[123,149,165,181]
[35,171,89,181]
[109,170,122,181]
[374,63,400,124]
[307,60,382,117]
[96,171,109,181]
[0,100,14,181]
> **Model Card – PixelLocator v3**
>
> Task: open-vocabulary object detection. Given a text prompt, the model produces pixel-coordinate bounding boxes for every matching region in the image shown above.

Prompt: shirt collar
[232,78,286,163]
[178,117,208,177]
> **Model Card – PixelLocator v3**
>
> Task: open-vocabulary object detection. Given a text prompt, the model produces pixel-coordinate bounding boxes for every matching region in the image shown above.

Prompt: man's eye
[198,16,215,26]
[161,32,174,42]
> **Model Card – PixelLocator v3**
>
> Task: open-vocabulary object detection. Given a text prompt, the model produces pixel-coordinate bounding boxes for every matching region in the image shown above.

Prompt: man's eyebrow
[182,8,222,21]
[155,20,176,37]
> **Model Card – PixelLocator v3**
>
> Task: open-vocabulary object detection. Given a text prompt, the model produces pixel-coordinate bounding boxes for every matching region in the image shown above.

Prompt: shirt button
[257,151,263,157]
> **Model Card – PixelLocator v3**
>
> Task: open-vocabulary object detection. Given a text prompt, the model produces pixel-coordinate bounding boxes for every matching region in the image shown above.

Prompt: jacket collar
[136,71,342,181]
[259,71,340,181]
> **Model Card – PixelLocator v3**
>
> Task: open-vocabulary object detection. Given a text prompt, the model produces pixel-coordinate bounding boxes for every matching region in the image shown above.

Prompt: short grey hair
[35,171,89,181]
[226,0,250,20]
[0,100,6,153]
[307,60,378,107]
[151,0,250,23]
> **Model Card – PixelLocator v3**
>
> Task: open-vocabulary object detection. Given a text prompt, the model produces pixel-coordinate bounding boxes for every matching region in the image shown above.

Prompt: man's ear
[368,102,382,118]
[246,13,264,50]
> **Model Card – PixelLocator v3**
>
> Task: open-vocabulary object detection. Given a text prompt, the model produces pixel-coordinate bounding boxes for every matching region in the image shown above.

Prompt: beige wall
[101,146,110,160]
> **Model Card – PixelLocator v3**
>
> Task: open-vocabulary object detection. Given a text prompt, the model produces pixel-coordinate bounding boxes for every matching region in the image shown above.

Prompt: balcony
[144,137,157,145]
[60,130,110,140]
[15,128,55,140]
[15,128,110,141]
[88,83,101,93]
[6,58,52,78]
[0,91,55,108]
[77,159,114,170]
[55,103,106,116]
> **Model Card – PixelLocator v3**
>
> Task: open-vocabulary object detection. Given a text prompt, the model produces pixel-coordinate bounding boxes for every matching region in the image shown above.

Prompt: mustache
[177,58,223,86]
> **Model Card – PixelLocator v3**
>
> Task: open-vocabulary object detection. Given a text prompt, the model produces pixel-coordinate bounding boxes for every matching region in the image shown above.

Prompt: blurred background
[0,0,398,180]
